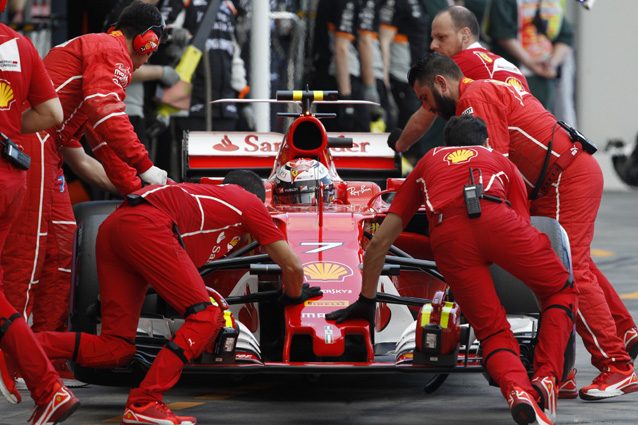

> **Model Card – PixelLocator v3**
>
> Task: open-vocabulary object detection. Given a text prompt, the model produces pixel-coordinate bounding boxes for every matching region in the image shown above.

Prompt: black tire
[490,216,573,315]
[423,373,449,394]
[490,216,576,378]
[69,200,135,386]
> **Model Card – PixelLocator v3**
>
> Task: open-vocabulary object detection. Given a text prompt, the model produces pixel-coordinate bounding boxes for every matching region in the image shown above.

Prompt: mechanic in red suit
[391,5,529,154]
[0,0,80,421]
[2,1,169,338]
[34,171,318,425]
[406,52,638,401]
[329,115,575,425]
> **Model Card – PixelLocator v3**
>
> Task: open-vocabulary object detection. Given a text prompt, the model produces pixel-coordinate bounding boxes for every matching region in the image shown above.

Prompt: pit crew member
[34,171,318,425]
[0,2,80,422]
[2,1,169,336]
[392,5,530,154]
[406,53,638,400]
[328,115,576,425]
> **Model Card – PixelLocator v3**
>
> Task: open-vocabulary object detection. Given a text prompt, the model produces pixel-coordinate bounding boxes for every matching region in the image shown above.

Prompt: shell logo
[477,51,493,63]
[0,81,15,110]
[303,261,353,282]
[445,148,478,165]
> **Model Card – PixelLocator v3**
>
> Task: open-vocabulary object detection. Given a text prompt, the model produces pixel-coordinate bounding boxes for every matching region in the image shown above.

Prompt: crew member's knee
[540,279,577,321]
[169,304,224,362]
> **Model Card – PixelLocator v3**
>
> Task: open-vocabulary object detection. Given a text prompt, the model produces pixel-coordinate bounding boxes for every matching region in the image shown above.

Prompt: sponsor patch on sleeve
[461,106,474,115]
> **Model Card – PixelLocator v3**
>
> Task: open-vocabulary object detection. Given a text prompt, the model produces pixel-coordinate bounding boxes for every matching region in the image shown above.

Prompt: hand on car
[279,283,322,305]
[386,127,403,152]
[325,294,376,326]
[140,165,168,185]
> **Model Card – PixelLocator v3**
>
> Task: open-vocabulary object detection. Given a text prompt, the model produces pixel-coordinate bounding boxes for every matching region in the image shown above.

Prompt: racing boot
[623,328,638,361]
[121,401,197,425]
[29,382,80,425]
[0,349,20,404]
[579,363,638,401]
[531,376,557,421]
[557,368,578,399]
[507,386,553,425]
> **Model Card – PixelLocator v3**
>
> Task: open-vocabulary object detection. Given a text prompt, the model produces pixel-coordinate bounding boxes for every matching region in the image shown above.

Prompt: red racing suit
[0,24,64,407]
[36,183,284,406]
[389,145,575,399]
[456,78,635,370]
[452,42,529,92]
[3,31,152,333]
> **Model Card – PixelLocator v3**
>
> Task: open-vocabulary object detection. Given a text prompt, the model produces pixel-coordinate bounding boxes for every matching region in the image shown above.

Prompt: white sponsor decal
[302,312,327,319]
[0,38,21,72]
[300,241,343,253]
[347,185,372,197]
[321,288,353,295]
[112,63,130,88]
[188,131,395,158]
[461,107,474,115]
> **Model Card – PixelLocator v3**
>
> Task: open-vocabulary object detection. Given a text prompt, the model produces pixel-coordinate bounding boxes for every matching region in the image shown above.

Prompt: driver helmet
[273,158,335,205]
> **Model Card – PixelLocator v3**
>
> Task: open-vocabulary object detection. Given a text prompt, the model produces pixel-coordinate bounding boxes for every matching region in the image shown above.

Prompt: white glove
[140,166,168,185]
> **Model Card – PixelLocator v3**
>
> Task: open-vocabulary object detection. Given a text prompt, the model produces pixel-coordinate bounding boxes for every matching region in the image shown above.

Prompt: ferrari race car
[69,90,575,392]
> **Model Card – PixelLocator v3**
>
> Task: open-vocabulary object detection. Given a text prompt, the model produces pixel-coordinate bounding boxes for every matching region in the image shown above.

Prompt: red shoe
[532,376,557,421]
[558,368,578,399]
[507,386,553,425]
[0,349,20,404]
[579,364,638,401]
[624,328,638,360]
[121,401,197,425]
[30,383,79,425]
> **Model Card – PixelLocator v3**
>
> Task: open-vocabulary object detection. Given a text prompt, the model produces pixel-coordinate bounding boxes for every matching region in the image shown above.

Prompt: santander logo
[213,135,239,152]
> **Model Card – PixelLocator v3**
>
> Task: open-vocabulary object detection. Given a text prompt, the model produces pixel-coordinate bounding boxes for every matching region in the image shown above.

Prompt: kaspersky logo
[445,148,477,165]
[0,80,15,110]
[303,261,353,282]
[213,135,239,151]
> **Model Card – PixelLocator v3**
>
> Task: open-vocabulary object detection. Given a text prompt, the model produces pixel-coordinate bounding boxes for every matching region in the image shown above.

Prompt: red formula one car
[69,90,574,392]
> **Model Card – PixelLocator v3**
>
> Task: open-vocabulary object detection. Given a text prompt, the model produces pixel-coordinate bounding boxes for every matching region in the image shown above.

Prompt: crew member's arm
[327,161,424,324]
[394,107,437,153]
[378,27,394,89]
[81,48,165,183]
[21,98,63,133]
[360,213,404,298]
[262,240,305,298]
[357,31,378,102]
[547,18,574,77]
[334,35,353,96]
[61,146,118,194]
[131,64,180,85]
[21,34,63,132]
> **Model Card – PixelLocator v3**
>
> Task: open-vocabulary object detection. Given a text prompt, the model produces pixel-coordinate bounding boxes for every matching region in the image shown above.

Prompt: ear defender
[133,28,160,55]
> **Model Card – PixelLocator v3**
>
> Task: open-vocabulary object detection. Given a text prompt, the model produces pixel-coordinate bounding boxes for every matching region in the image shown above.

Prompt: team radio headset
[108,16,166,55]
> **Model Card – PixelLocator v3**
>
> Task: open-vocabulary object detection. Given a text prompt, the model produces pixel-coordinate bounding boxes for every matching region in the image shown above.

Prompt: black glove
[387,127,403,152]
[279,283,323,305]
[325,294,376,326]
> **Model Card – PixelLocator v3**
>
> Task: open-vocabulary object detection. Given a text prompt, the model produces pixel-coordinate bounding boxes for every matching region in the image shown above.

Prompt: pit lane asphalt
[4,191,638,425]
